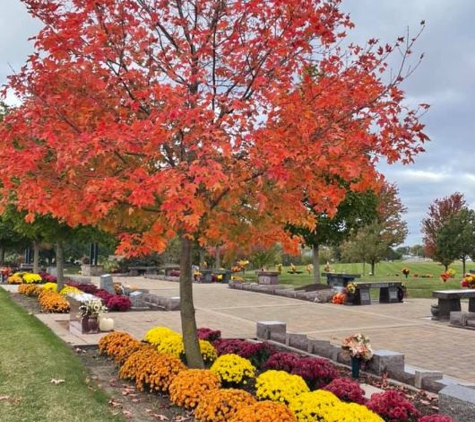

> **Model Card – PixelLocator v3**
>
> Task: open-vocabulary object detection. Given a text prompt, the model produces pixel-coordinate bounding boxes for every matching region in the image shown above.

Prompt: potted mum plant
[341,333,373,379]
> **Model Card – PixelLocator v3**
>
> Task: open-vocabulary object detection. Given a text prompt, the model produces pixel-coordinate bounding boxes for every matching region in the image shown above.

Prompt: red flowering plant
[197,328,222,342]
[290,357,338,389]
[367,390,420,422]
[94,289,114,304]
[418,415,456,422]
[215,339,276,369]
[263,351,299,373]
[440,272,450,283]
[38,271,57,283]
[106,295,132,312]
[461,273,475,289]
[402,267,410,278]
[323,377,366,404]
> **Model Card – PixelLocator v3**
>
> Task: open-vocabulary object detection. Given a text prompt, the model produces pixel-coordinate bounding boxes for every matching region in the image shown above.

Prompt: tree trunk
[33,241,40,273]
[0,246,4,265]
[55,241,65,291]
[370,261,375,276]
[180,236,204,369]
[362,261,366,277]
[462,256,467,276]
[312,243,321,284]
[199,248,205,269]
[214,246,221,270]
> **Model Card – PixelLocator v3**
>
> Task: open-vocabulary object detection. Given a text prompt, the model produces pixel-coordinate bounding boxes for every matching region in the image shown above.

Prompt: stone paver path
[3,277,475,383]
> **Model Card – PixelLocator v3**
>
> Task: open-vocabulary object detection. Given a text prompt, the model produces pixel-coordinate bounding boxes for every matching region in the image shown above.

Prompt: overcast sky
[1,0,474,247]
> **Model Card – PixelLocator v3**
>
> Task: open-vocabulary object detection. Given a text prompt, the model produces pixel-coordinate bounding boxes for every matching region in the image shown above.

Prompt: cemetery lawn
[0,288,127,422]
[242,260,468,298]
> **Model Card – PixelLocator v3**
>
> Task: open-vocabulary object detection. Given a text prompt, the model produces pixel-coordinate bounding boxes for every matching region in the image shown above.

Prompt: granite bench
[431,290,475,320]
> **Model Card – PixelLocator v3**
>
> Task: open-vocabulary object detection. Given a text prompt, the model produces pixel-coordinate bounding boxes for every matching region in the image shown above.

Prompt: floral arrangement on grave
[447,268,456,278]
[461,274,475,289]
[341,333,373,361]
[440,272,450,282]
[78,299,107,317]
[346,283,357,295]
[401,267,410,278]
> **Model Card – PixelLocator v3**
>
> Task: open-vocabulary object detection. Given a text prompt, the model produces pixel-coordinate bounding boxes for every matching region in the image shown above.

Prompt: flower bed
[96,328,453,422]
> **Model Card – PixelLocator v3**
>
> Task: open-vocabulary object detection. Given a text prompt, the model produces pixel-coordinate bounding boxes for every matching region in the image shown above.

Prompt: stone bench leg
[379,287,399,303]
[469,298,475,313]
[437,298,461,320]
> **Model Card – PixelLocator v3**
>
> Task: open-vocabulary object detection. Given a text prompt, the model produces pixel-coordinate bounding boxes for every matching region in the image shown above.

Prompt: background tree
[289,188,379,283]
[433,207,475,273]
[340,183,408,275]
[0,217,29,265]
[421,193,466,260]
[0,0,428,367]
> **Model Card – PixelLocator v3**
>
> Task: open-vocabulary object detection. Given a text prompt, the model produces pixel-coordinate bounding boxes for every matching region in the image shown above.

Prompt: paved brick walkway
[3,277,475,384]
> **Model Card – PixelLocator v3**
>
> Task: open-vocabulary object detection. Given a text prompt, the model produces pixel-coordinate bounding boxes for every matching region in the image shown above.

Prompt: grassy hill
[240,259,472,298]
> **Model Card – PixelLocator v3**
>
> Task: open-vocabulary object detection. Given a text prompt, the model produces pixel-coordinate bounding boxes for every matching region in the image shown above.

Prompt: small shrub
[22,273,43,284]
[42,282,58,292]
[106,295,132,312]
[71,282,98,294]
[18,284,42,297]
[289,391,383,422]
[38,271,57,283]
[119,348,185,392]
[194,388,255,422]
[255,370,309,404]
[197,327,222,342]
[367,390,421,422]
[215,339,275,368]
[229,401,297,422]
[38,289,70,313]
[144,326,179,346]
[210,354,255,387]
[6,274,23,284]
[337,402,385,422]
[291,357,338,389]
[98,331,144,365]
[157,335,217,365]
[169,369,220,409]
[59,285,82,296]
[237,341,276,369]
[289,390,341,421]
[418,416,456,422]
[94,289,114,304]
[215,339,248,356]
[263,351,299,373]
[323,377,366,404]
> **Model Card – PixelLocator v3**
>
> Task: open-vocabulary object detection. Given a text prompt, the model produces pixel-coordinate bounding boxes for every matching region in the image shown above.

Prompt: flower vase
[351,356,361,379]
[88,316,99,333]
[81,315,90,333]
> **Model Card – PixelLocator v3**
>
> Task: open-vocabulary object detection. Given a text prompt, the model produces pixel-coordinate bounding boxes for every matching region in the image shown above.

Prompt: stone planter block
[286,333,308,351]
[256,321,286,340]
[439,384,475,422]
[368,350,405,376]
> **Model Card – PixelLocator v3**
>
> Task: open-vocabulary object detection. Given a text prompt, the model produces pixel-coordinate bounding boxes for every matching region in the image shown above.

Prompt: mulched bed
[6,290,441,421]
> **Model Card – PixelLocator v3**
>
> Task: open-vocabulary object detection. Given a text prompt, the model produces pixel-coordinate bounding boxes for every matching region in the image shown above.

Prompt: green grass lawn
[0,289,126,422]
[240,260,471,298]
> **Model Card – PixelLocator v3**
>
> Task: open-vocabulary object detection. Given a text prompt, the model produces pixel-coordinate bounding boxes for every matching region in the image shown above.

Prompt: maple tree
[421,192,465,266]
[0,0,428,367]
[422,193,475,272]
[341,183,408,275]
